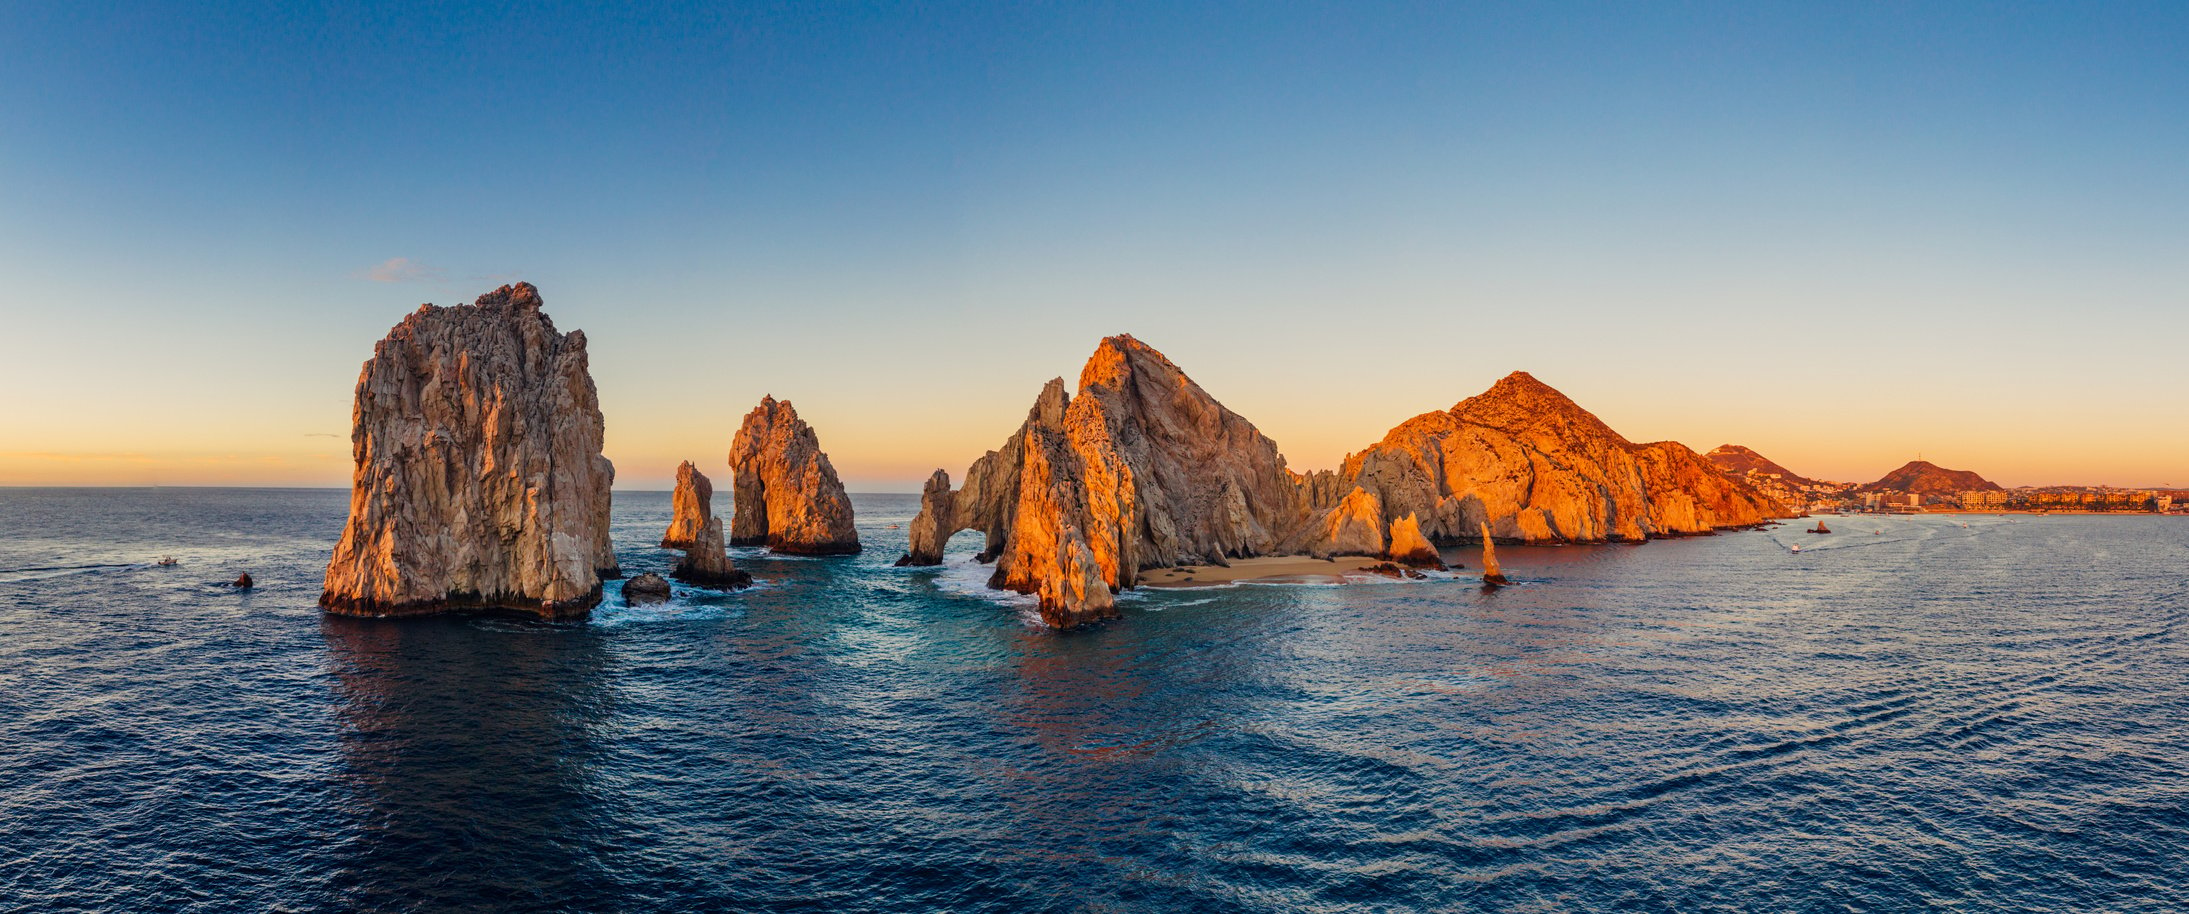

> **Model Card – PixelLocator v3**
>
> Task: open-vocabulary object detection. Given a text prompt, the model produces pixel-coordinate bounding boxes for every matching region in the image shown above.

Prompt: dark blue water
[1,488,2184,912]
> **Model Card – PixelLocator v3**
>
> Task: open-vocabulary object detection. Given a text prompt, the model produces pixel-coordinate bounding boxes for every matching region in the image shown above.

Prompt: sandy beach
[1140,555,1394,588]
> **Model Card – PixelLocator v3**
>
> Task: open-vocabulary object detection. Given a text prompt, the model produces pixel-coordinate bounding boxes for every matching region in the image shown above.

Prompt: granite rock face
[1386,513,1445,569]
[727,396,860,555]
[905,335,1308,628]
[321,283,618,620]
[1294,486,1385,558]
[663,461,750,589]
[1327,372,1786,544]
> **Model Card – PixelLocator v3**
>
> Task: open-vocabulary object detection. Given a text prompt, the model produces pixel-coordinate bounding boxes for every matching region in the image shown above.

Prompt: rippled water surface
[2,488,2185,912]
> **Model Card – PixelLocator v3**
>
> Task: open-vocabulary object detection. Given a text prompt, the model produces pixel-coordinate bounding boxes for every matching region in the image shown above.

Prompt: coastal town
[1704,447,2185,516]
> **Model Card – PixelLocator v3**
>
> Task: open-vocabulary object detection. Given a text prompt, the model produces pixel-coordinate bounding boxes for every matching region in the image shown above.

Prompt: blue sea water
[0,487,2184,913]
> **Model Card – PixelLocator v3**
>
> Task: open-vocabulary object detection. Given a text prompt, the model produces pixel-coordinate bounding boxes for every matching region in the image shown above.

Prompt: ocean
[1,488,2184,912]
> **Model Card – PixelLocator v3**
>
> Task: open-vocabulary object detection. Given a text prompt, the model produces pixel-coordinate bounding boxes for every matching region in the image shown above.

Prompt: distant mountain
[1858,460,2001,495]
[1705,444,1817,487]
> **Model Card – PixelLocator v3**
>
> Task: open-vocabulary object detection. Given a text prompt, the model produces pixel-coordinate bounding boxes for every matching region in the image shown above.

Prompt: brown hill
[1320,372,1790,543]
[1858,460,2000,495]
[1705,444,1817,487]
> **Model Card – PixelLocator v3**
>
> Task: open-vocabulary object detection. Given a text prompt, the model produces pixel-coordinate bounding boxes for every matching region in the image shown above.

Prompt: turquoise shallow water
[1,488,2185,912]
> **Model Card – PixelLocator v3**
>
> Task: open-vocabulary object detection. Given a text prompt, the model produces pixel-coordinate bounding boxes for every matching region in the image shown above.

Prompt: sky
[1,1,2184,490]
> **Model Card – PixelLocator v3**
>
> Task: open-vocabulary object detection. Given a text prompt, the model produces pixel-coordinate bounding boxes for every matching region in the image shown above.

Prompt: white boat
[1790,544,1802,553]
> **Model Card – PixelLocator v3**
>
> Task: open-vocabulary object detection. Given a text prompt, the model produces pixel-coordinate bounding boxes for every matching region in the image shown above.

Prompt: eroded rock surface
[1328,372,1786,544]
[320,283,617,620]
[1386,513,1445,569]
[727,396,860,555]
[905,335,1307,627]
[663,461,750,589]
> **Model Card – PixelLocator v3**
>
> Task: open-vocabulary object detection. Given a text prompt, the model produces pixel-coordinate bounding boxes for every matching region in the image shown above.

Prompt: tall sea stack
[320,283,617,620]
[663,461,750,589]
[727,396,860,555]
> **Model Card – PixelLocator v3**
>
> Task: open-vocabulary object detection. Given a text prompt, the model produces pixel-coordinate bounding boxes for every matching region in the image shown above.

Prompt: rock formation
[662,461,751,589]
[320,282,618,621]
[904,335,1308,628]
[1295,487,1385,558]
[1386,513,1444,569]
[1478,520,1508,586]
[727,396,860,555]
[1858,460,2000,495]
[1324,371,1787,544]
[902,345,1784,627]
[661,461,714,551]
[624,572,671,604]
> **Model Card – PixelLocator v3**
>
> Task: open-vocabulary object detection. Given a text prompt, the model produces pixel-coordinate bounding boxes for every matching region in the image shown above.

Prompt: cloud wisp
[357,257,443,283]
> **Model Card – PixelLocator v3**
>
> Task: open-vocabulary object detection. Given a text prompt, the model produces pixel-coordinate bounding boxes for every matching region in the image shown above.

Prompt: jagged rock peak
[321,282,617,620]
[906,334,1306,628]
[1387,513,1444,569]
[728,396,861,555]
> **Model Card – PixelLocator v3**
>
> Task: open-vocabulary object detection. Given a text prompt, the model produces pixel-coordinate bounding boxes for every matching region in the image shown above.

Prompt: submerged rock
[320,283,618,620]
[663,462,752,590]
[727,396,860,555]
[624,572,672,604]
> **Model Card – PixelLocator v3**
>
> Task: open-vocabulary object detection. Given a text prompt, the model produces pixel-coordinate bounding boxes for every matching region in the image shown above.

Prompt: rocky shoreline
[321,284,1788,627]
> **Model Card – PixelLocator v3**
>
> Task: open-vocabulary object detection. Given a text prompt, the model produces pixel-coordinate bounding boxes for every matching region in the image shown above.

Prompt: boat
[1808,521,1830,534]
[1790,544,1802,553]
[156,556,178,567]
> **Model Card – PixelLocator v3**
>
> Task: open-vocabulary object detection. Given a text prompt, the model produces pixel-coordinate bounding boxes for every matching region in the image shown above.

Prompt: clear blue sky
[3,1,2185,489]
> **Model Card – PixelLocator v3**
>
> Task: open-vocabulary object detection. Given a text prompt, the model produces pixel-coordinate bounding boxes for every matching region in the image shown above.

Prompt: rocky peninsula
[1322,371,1785,544]
[727,396,861,555]
[905,340,1785,628]
[320,283,618,620]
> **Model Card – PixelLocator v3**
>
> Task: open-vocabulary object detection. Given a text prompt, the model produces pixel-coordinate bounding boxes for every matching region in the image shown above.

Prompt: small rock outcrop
[320,283,618,620]
[727,396,860,555]
[1386,513,1444,569]
[662,462,751,589]
[904,335,1308,628]
[624,572,672,604]
[1479,521,1508,586]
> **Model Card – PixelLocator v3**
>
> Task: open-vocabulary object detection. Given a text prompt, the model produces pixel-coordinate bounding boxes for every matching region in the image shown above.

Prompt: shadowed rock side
[903,335,1308,628]
[660,461,713,550]
[1324,371,1788,544]
[727,396,860,555]
[663,462,751,590]
[321,283,618,620]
